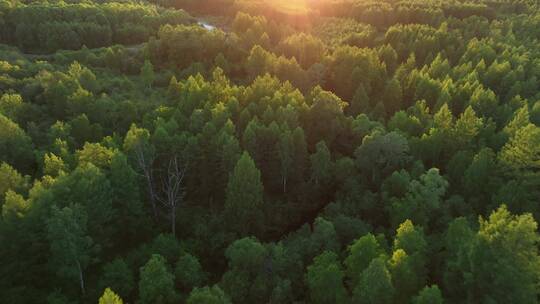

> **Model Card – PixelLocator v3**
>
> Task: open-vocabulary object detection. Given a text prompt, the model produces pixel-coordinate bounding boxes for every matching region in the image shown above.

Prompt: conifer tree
[224,152,264,236]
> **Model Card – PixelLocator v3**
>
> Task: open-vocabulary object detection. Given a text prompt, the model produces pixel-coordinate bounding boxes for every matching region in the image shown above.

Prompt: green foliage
[344,233,384,286]
[149,24,228,69]
[465,205,540,303]
[394,220,428,257]
[310,141,333,185]
[389,168,448,228]
[76,143,114,169]
[223,238,293,302]
[0,162,27,205]
[499,124,540,179]
[98,259,134,299]
[1,2,540,303]
[0,93,24,121]
[412,285,443,304]
[186,286,231,304]
[138,254,177,304]
[175,253,206,290]
[306,251,348,304]
[355,131,410,184]
[2,2,192,53]
[46,205,94,294]
[141,60,155,89]
[99,288,123,304]
[382,77,403,116]
[353,257,394,304]
[278,33,325,68]
[43,153,67,177]
[389,249,421,302]
[224,152,264,236]
[2,190,29,220]
[313,18,376,48]
[0,113,34,171]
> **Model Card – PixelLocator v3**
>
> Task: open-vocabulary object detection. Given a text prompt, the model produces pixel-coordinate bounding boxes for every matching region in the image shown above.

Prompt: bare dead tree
[133,143,158,220]
[154,156,187,237]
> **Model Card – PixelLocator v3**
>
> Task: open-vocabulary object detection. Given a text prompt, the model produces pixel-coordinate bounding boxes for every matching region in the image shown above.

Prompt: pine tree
[382,77,403,116]
[310,141,332,186]
[224,152,264,236]
[140,60,154,89]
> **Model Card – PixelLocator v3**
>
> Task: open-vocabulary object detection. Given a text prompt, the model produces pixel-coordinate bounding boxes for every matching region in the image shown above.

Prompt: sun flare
[273,0,310,14]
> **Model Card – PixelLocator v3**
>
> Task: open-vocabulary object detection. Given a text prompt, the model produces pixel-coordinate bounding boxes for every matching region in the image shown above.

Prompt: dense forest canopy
[1,0,540,303]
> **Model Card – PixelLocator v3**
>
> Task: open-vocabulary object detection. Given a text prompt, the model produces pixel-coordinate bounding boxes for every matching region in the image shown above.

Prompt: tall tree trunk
[76,260,85,295]
[145,171,158,219]
[171,206,176,237]
[135,145,158,220]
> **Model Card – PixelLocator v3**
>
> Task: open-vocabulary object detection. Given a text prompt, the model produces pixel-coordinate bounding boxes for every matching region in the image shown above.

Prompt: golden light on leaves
[273,0,310,14]
[235,0,310,16]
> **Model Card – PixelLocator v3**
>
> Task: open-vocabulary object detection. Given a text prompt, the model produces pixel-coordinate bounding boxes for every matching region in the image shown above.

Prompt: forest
[0,0,539,303]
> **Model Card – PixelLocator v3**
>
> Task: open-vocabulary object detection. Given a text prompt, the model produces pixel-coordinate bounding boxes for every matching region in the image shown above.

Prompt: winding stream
[198,21,216,31]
